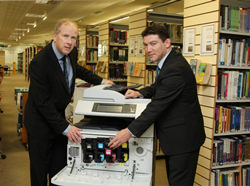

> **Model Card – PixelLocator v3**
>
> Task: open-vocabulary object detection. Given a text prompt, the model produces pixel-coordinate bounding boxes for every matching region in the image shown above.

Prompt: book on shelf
[211,169,240,186]
[215,105,250,134]
[217,70,250,100]
[109,27,127,44]
[218,38,250,67]
[242,167,250,186]
[212,136,249,166]
[220,5,250,33]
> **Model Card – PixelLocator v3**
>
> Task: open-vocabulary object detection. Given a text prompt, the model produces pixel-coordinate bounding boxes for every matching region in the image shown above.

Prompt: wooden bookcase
[109,23,128,86]
[24,46,37,80]
[86,27,99,73]
[184,0,250,185]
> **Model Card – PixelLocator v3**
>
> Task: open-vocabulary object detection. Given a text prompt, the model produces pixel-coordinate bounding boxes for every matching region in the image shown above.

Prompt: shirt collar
[158,48,172,70]
[52,41,64,60]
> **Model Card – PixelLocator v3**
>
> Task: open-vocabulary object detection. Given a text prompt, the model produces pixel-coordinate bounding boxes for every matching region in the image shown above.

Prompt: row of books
[217,70,250,100]
[220,5,250,33]
[213,136,250,166]
[218,38,250,67]
[148,22,183,43]
[125,62,144,77]
[215,105,250,134]
[85,64,97,73]
[94,61,106,73]
[243,167,250,186]
[145,69,157,86]
[109,28,127,44]
[86,49,98,62]
[109,47,128,61]
[86,35,98,48]
[14,87,29,107]
[211,169,239,186]
[109,64,126,79]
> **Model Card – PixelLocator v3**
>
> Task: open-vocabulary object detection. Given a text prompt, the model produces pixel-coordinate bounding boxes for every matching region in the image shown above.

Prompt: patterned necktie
[61,56,69,90]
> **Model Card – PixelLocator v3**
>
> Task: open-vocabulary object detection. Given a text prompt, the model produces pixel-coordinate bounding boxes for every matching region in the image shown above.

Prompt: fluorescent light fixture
[27,28,30,33]
[42,16,47,21]
[147,9,153,12]
[110,16,129,23]
[15,28,29,31]
[25,13,46,18]
[27,22,37,28]
[35,0,48,4]
[22,33,25,36]
[18,36,21,39]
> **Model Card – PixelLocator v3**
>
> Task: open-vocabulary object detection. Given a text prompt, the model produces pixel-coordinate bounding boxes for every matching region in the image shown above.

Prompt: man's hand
[66,126,83,144]
[108,128,132,149]
[103,79,115,85]
[125,89,142,99]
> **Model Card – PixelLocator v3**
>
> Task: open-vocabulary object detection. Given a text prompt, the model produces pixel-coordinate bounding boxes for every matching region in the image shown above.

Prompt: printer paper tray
[52,166,151,186]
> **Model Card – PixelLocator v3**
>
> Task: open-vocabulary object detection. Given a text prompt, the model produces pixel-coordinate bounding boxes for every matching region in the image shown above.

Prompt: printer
[52,85,154,186]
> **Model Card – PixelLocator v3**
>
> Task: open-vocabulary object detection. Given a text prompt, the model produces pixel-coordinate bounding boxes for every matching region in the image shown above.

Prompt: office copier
[52,85,154,186]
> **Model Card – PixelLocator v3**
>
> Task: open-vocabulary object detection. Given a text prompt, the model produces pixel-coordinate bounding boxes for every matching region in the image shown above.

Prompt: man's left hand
[108,128,132,149]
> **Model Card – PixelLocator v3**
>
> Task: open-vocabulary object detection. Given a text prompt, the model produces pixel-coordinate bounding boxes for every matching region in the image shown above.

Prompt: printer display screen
[94,103,123,113]
[92,103,136,114]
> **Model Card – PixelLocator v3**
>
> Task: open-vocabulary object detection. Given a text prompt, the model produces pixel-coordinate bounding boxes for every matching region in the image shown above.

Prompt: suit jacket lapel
[69,53,76,96]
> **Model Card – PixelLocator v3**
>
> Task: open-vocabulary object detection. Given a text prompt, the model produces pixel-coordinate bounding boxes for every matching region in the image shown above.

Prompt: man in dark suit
[24,19,113,186]
[109,24,206,185]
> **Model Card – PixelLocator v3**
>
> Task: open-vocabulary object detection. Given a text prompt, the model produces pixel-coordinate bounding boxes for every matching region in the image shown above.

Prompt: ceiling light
[27,28,30,33]
[15,28,29,31]
[27,22,37,28]
[35,0,48,4]
[110,16,129,23]
[42,16,47,21]
[25,13,46,18]
[147,9,153,12]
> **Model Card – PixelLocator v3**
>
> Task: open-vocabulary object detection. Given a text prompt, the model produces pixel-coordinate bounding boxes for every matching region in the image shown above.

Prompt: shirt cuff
[101,79,104,84]
[127,128,134,136]
[62,125,70,135]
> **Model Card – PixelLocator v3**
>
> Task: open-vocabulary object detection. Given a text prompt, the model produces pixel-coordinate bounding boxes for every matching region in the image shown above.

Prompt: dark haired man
[109,24,205,185]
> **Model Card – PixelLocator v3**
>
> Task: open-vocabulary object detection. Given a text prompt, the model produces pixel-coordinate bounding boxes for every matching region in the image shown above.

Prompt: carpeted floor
[0,73,168,186]
[0,73,30,186]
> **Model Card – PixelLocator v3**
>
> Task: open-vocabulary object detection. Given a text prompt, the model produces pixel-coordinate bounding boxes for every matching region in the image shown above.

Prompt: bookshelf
[109,23,128,86]
[24,46,37,80]
[77,28,86,66]
[184,0,250,185]
[85,26,99,73]
[17,52,23,73]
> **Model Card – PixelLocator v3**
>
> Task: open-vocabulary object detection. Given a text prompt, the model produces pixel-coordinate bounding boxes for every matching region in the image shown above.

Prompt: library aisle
[0,73,29,185]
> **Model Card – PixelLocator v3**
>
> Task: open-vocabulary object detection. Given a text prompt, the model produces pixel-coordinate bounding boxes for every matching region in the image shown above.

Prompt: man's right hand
[125,89,142,99]
[66,126,83,144]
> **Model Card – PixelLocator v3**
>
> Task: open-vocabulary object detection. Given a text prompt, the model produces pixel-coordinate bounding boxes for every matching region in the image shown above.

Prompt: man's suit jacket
[128,50,206,155]
[24,42,102,139]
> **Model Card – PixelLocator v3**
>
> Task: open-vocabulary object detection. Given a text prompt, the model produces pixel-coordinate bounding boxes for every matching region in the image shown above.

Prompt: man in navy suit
[109,24,205,185]
[24,19,113,186]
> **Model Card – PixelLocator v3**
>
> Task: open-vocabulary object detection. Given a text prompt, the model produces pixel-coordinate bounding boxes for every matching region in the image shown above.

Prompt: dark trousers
[28,134,67,186]
[165,148,200,186]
